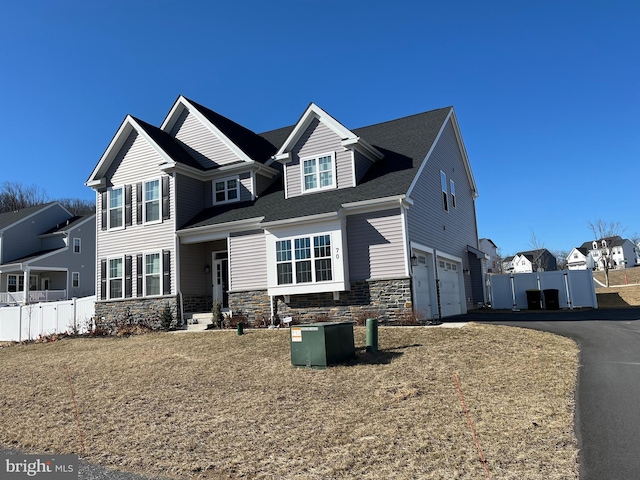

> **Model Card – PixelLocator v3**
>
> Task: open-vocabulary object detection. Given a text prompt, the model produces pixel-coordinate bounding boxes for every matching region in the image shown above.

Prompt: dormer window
[214,176,239,204]
[302,153,335,192]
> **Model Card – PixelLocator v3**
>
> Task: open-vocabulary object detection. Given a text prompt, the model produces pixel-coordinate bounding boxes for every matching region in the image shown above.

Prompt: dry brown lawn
[593,267,640,308]
[0,325,578,479]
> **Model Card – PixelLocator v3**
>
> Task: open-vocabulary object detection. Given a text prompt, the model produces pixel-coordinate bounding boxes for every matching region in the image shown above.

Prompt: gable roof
[274,103,383,163]
[86,115,203,186]
[39,214,95,235]
[0,202,68,231]
[580,236,626,250]
[180,106,455,230]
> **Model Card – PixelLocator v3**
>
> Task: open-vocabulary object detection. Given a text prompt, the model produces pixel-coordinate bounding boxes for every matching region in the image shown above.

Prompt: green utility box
[290,322,356,368]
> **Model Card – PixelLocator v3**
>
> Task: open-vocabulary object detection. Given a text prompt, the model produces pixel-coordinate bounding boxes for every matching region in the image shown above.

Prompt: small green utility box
[290,322,356,368]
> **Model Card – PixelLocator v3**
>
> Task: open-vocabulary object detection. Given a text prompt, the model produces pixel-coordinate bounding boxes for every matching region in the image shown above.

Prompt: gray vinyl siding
[406,118,479,293]
[347,208,405,281]
[31,217,96,296]
[97,129,177,297]
[0,205,70,264]
[229,231,267,291]
[354,151,373,184]
[286,118,353,197]
[175,173,205,228]
[255,173,273,197]
[170,108,242,168]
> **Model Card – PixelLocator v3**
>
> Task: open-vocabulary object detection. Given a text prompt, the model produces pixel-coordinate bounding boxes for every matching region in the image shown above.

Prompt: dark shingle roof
[579,236,624,250]
[133,117,206,171]
[180,107,452,229]
[40,214,94,235]
[0,203,58,231]
[186,98,281,163]
[0,248,62,266]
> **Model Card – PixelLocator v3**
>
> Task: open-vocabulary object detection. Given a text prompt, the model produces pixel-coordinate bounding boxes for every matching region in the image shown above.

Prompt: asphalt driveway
[458,308,640,480]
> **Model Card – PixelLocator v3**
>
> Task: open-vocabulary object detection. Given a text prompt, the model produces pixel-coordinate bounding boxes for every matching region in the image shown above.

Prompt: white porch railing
[0,290,67,305]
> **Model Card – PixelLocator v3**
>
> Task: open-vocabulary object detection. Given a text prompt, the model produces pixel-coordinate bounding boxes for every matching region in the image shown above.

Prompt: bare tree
[57,198,96,216]
[0,181,49,212]
[588,220,627,287]
[0,182,94,216]
[529,230,550,271]
[554,249,570,270]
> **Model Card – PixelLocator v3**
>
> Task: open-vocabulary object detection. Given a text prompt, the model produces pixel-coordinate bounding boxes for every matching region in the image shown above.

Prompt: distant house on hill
[504,249,557,273]
[479,238,500,273]
[568,237,640,270]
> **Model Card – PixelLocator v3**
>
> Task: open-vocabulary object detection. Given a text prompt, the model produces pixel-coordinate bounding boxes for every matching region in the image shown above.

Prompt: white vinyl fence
[0,296,95,342]
[489,270,598,310]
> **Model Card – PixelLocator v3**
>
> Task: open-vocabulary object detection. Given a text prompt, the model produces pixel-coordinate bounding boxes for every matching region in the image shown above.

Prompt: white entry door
[212,252,229,308]
[437,259,462,317]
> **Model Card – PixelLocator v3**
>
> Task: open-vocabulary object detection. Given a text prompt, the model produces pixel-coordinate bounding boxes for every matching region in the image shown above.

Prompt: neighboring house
[86,96,484,327]
[502,255,515,273]
[479,238,500,273]
[572,237,640,271]
[566,246,594,270]
[0,203,96,304]
[509,249,557,273]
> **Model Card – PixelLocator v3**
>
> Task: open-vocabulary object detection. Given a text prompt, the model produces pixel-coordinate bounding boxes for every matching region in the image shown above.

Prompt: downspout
[434,249,442,320]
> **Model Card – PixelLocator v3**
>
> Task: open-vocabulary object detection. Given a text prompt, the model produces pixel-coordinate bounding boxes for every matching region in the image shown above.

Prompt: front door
[212,252,229,308]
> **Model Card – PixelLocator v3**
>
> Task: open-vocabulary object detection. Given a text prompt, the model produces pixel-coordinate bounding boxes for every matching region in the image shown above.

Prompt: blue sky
[1,0,638,256]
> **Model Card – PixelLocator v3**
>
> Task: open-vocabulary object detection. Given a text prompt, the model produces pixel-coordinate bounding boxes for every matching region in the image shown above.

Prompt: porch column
[23,269,29,304]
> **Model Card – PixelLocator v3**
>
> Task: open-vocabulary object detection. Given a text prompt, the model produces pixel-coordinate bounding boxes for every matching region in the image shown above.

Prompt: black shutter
[125,185,132,226]
[125,255,132,298]
[136,254,143,297]
[136,182,143,225]
[163,250,171,294]
[100,191,107,230]
[100,259,107,300]
[162,176,170,220]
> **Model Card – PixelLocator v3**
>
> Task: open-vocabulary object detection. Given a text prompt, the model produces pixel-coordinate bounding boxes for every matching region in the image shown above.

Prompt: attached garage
[437,257,463,317]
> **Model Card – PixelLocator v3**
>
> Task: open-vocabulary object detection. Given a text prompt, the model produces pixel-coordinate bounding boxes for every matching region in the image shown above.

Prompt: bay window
[275,234,333,285]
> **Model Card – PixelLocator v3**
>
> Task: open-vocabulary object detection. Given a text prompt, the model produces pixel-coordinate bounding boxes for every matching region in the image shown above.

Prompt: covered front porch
[0,267,68,305]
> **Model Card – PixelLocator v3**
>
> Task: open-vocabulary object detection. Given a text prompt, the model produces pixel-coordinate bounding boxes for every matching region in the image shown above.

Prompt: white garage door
[438,258,462,317]
[413,256,432,319]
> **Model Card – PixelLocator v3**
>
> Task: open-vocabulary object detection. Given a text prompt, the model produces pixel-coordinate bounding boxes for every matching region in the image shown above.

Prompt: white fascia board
[177,217,265,244]
[86,118,135,185]
[274,103,357,157]
[448,108,479,198]
[406,109,451,199]
[341,195,408,215]
[159,95,186,132]
[273,152,291,164]
[162,161,278,181]
[341,137,384,160]
[260,212,339,229]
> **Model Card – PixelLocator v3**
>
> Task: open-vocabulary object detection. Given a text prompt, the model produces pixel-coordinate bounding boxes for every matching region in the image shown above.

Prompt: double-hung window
[440,171,449,212]
[73,238,81,254]
[145,253,161,296]
[275,234,333,285]
[109,258,123,299]
[214,177,239,204]
[72,272,80,288]
[144,179,160,223]
[7,275,21,292]
[109,187,124,228]
[449,179,456,208]
[302,153,335,192]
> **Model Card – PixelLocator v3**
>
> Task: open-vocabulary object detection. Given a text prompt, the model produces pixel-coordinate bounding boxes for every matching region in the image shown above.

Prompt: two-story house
[86,96,483,327]
[508,249,557,273]
[0,202,96,304]
[479,238,500,273]
[571,237,640,270]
